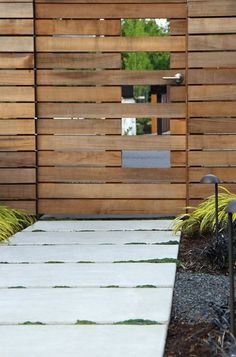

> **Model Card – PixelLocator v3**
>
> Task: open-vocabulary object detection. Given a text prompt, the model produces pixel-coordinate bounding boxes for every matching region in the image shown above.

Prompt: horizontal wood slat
[0,87,34,102]
[0,19,33,34]
[188,1,236,17]
[189,168,236,183]
[1,201,36,215]
[189,135,236,150]
[0,169,36,183]
[0,3,33,18]
[0,37,33,52]
[0,104,35,118]
[188,69,236,84]
[0,184,36,199]
[39,183,186,199]
[189,18,236,34]
[189,184,236,198]
[189,151,236,166]
[189,102,236,117]
[189,52,236,68]
[0,70,34,85]
[36,36,185,52]
[36,19,120,35]
[38,199,185,215]
[0,152,36,167]
[38,135,186,151]
[0,136,35,151]
[38,151,121,167]
[0,54,33,68]
[37,119,121,135]
[35,0,187,3]
[0,120,35,135]
[37,87,121,102]
[170,19,187,35]
[189,35,236,51]
[170,53,186,69]
[37,103,185,119]
[37,53,121,69]
[38,167,186,183]
[37,70,185,85]
[189,118,236,134]
[189,85,236,101]
[36,4,186,19]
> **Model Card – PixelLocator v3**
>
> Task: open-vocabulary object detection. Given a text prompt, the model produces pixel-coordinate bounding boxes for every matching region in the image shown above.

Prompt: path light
[225,200,236,337]
[200,174,220,240]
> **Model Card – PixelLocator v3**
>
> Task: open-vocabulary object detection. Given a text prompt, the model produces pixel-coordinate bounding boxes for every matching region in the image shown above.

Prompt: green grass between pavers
[135,285,157,288]
[125,241,179,245]
[32,230,46,232]
[114,258,181,266]
[19,321,46,325]
[75,320,97,325]
[0,205,35,242]
[45,261,65,264]
[101,285,120,288]
[75,319,161,325]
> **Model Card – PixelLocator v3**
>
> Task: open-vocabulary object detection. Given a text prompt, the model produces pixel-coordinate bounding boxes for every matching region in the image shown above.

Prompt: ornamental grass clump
[172,187,236,237]
[0,205,35,242]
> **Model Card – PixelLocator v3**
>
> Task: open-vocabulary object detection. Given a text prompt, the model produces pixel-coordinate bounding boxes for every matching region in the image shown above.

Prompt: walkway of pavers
[0,219,179,357]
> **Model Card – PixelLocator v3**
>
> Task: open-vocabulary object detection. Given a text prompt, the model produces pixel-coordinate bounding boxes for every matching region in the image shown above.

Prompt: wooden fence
[0,0,235,216]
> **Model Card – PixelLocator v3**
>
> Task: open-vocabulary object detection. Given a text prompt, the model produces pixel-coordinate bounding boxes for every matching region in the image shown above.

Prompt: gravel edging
[171,272,229,324]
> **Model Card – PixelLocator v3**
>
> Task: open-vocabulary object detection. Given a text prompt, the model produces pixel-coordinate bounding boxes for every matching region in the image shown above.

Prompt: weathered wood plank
[0,19,33,34]
[37,87,121,102]
[39,183,186,199]
[189,102,236,117]
[170,87,186,101]
[38,199,185,215]
[38,151,121,167]
[0,120,35,134]
[0,54,33,69]
[0,37,33,52]
[0,3,33,18]
[188,0,236,17]
[189,151,236,167]
[36,19,120,35]
[170,53,186,69]
[171,151,186,166]
[37,119,121,135]
[37,53,121,69]
[36,36,185,52]
[0,152,36,167]
[1,201,36,215]
[36,4,186,19]
[38,167,186,183]
[38,135,185,151]
[189,35,236,51]
[189,184,236,198]
[189,118,236,134]
[170,19,187,35]
[38,103,185,119]
[0,169,35,183]
[188,69,236,84]
[37,70,185,85]
[0,87,34,102]
[189,52,236,68]
[189,135,236,150]
[189,18,236,34]
[0,70,34,85]
[0,104,35,118]
[189,85,236,101]
[35,0,187,3]
[0,185,36,199]
[189,168,236,183]
[0,136,35,151]
[170,119,186,134]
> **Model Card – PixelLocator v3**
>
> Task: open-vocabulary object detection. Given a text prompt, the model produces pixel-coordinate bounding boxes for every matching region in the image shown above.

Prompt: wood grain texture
[0,19,33,34]
[0,87,34,102]
[37,119,121,135]
[0,136,35,151]
[189,118,236,134]
[0,120,35,134]
[189,135,236,150]
[37,53,121,69]
[1,201,36,215]
[38,167,186,183]
[189,35,236,51]
[0,70,34,85]
[189,52,236,68]
[38,199,186,215]
[189,151,236,167]
[189,184,236,198]
[189,85,236,101]
[37,87,121,102]
[38,103,185,119]
[35,0,187,3]
[0,184,36,199]
[188,0,236,17]
[0,54,33,68]
[0,104,35,118]
[0,169,35,183]
[170,19,187,35]
[0,152,36,167]
[39,183,186,199]
[170,87,186,101]
[0,37,33,52]
[38,135,186,151]
[171,151,186,166]
[189,168,236,183]
[37,36,185,52]
[0,3,33,18]
[188,69,236,84]
[189,102,236,117]
[36,19,120,35]
[36,4,186,19]
[37,70,185,85]
[170,119,186,134]
[170,53,186,69]
[38,151,121,167]
[189,18,236,34]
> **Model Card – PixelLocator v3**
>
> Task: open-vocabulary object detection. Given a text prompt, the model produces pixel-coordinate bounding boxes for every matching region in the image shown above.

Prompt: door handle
[162,73,184,85]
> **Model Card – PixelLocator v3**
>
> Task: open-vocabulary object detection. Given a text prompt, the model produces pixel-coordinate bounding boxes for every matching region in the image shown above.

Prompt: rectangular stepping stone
[9,230,180,246]
[0,288,173,324]
[25,220,174,232]
[0,325,167,357]
[0,263,176,288]
[0,245,178,263]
